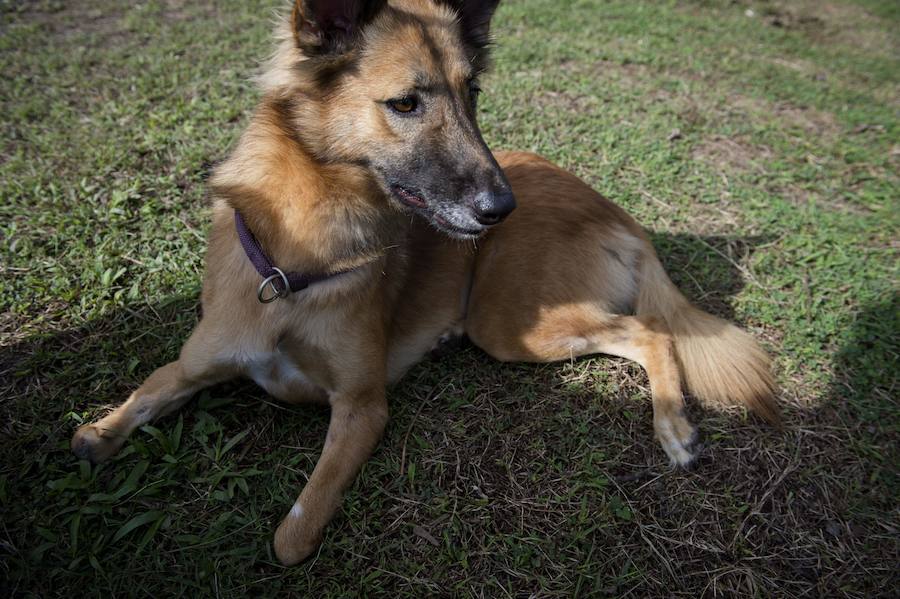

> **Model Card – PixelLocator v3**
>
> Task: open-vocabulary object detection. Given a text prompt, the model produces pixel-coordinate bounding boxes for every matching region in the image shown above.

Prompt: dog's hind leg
[71,321,233,463]
[467,308,698,466]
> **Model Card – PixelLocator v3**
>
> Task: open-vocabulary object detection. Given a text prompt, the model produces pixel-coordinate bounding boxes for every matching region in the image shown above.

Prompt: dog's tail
[635,251,779,424]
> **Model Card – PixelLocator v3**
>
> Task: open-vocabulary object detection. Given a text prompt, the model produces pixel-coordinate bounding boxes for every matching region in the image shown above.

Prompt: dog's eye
[388,97,418,114]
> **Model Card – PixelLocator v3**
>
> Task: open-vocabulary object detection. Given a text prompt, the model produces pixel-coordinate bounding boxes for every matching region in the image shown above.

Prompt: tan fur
[469,152,778,423]
[71,0,778,565]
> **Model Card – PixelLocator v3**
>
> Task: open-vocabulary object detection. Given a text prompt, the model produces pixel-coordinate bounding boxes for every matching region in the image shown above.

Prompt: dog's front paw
[654,411,699,468]
[71,423,126,464]
[273,501,323,566]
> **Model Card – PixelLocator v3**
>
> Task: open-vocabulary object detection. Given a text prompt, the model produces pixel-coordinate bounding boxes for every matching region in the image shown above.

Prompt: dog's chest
[243,349,317,401]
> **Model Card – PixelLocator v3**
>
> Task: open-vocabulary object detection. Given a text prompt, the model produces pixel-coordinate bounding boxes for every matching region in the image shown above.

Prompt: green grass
[1,0,897,596]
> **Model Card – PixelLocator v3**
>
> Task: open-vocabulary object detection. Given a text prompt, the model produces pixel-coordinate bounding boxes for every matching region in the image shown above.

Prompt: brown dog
[71,0,778,565]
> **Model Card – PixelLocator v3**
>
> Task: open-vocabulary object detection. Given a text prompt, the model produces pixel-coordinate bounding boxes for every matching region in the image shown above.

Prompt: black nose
[472,189,516,226]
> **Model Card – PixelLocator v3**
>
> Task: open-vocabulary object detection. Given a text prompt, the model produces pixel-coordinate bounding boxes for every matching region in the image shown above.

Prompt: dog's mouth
[390,185,486,240]
[393,185,428,210]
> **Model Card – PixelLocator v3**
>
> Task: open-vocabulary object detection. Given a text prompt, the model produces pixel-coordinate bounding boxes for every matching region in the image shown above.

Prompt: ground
[1,0,897,596]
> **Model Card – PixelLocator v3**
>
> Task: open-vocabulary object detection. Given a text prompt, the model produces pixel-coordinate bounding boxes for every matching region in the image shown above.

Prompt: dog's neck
[209,96,406,275]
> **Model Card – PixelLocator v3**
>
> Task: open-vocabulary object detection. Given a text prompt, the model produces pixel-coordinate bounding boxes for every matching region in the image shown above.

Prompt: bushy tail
[636,255,780,424]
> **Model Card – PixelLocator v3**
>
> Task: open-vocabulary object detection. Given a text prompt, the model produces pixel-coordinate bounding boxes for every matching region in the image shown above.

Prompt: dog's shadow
[648,232,762,321]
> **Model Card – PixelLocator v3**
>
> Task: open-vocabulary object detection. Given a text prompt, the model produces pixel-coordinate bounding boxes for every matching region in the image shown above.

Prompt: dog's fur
[71,0,778,565]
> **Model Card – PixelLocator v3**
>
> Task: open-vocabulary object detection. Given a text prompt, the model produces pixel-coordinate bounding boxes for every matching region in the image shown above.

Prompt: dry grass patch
[747,98,838,138]
[693,135,773,174]
[757,0,898,58]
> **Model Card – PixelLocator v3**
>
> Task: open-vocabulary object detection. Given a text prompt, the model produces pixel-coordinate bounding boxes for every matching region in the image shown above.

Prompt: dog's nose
[472,189,516,226]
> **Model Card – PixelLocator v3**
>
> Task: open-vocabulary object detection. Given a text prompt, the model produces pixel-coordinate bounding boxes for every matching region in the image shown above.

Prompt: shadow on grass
[818,291,898,512]
[827,293,898,421]
[650,232,770,320]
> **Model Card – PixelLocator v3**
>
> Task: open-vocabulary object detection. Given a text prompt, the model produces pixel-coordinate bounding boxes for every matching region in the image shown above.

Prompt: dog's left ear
[439,0,502,49]
[291,0,387,55]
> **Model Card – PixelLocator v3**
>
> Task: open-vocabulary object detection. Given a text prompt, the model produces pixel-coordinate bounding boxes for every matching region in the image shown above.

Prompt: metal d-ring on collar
[257,267,290,303]
[234,210,354,304]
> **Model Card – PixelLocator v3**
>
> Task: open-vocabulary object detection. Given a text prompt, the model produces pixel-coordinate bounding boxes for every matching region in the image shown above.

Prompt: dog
[71,0,779,565]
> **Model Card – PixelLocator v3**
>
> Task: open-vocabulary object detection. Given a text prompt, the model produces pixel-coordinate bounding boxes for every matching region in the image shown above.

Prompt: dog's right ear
[439,0,501,49]
[291,0,387,56]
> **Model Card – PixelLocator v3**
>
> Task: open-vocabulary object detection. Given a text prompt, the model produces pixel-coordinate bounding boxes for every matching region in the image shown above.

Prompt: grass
[1,0,897,596]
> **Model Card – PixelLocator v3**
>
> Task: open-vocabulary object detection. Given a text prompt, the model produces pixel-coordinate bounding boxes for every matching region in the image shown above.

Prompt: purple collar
[234,210,352,303]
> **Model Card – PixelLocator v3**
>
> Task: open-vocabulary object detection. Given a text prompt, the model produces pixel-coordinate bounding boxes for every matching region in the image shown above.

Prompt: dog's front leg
[273,387,388,565]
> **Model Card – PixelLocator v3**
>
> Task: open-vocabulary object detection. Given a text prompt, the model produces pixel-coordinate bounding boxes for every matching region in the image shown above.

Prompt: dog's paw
[71,423,125,464]
[654,411,699,468]
[273,502,323,566]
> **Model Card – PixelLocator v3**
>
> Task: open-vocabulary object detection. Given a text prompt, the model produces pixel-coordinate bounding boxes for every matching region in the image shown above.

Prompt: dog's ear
[440,0,501,49]
[291,0,387,55]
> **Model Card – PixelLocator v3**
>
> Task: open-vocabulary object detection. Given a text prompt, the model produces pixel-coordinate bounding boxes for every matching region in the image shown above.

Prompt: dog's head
[264,0,514,239]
